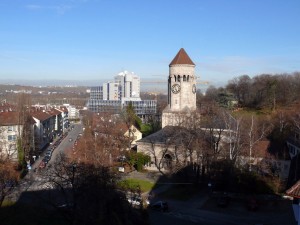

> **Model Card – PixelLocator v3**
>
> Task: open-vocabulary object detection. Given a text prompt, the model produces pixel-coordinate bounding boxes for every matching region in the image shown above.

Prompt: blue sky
[0,0,299,86]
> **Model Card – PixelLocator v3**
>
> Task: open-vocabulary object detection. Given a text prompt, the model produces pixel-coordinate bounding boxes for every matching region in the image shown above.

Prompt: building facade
[87,71,156,117]
[0,112,23,160]
[162,48,198,128]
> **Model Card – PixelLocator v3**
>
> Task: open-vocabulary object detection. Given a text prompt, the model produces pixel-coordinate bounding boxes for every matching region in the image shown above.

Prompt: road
[148,191,296,225]
[6,123,83,201]
[125,171,296,225]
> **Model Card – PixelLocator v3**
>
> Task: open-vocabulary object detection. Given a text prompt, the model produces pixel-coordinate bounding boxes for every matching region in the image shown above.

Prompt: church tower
[162,48,197,128]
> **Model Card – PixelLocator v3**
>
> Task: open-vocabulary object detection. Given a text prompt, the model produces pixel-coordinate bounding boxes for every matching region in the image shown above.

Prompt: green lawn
[117,178,155,193]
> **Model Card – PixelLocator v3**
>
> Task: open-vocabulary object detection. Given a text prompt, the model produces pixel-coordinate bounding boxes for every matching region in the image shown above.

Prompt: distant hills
[0,79,168,93]
[0,78,215,93]
[0,79,105,87]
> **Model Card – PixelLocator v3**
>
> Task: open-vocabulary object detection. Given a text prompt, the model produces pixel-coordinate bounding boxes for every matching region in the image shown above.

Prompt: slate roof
[286,180,300,198]
[169,48,195,66]
[137,126,192,145]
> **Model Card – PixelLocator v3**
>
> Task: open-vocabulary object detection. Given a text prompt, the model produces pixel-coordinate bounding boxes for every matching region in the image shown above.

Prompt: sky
[0,0,300,87]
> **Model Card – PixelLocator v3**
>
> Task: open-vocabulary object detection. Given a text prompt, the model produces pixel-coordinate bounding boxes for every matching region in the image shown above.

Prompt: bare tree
[0,155,19,207]
[222,111,244,163]
[245,115,271,171]
[41,153,148,225]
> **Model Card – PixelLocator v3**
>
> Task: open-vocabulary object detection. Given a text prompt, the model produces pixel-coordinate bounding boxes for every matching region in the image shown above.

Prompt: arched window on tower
[183,75,186,81]
[177,75,181,82]
[174,75,177,82]
[187,75,190,82]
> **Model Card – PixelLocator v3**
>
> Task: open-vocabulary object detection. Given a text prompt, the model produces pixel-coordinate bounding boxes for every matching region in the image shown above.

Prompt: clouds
[26,4,73,15]
[25,0,92,15]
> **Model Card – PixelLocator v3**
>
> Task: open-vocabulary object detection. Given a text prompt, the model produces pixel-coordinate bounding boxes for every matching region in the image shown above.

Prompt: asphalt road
[6,123,83,200]
[126,171,297,225]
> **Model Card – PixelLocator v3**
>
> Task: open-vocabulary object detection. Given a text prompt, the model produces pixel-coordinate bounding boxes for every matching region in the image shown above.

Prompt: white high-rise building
[115,71,141,101]
[87,71,156,116]
[102,81,119,100]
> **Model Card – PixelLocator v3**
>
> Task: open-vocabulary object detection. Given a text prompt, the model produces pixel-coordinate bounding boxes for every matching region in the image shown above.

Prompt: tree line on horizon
[199,71,300,110]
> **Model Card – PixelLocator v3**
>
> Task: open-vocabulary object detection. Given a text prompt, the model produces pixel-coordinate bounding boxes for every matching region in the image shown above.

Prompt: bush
[19,169,27,179]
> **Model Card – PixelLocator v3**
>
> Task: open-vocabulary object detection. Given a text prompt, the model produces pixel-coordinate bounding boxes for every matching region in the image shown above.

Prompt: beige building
[162,48,197,128]
[138,48,200,171]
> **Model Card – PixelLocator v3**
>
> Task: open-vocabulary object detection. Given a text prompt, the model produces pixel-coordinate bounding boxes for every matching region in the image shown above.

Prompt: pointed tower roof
[169,48,195,66]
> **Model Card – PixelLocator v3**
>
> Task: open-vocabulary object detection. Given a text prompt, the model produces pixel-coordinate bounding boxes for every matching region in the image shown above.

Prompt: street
[6,123,83,201]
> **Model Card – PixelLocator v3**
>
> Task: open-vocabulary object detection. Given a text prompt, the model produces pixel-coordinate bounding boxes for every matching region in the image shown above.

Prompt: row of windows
[88,100,157,115]
[173,75,194,82]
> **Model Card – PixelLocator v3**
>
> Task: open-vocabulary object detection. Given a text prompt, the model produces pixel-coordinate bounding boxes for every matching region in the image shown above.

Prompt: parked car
[217,194,230,207]
[127,196,142,206]
[45,149,52,157]
[39,161,46,169]
[43,155,51,164]
[150,201,169,212]
[247,198,259,211]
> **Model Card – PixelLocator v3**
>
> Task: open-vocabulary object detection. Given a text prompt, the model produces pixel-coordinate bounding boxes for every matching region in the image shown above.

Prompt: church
[137,48,201,172]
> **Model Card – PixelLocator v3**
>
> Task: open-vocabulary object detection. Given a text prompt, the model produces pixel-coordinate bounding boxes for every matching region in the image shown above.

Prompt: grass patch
[1,199,15,207]
[117,178,155,193]
[157,184,200,201]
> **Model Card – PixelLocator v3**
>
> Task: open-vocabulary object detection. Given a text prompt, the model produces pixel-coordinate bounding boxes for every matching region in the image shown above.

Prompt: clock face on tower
[192,84,196,94]
[171,84,181,94]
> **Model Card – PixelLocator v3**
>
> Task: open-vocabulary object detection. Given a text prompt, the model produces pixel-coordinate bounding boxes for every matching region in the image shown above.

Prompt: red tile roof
[0,112,21,125]
[31,111,52,121]
[59,106,68,112]
[169,48,195,66]
[48,108,61,116]
[0,111,35,125]
[286,180,300,198]
[0,103,17,112]
[253,140,270,158]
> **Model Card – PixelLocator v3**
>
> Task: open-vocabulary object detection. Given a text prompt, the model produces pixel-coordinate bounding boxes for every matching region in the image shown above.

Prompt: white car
[127,196,142,206]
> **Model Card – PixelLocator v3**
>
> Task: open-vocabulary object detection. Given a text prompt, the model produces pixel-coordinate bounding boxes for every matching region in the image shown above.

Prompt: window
[177,75,181,82]
[174,75,177,82]
[8,135,17,142]
[8,126,14,132]
[289,146,295,154]
[183,75,186,81]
